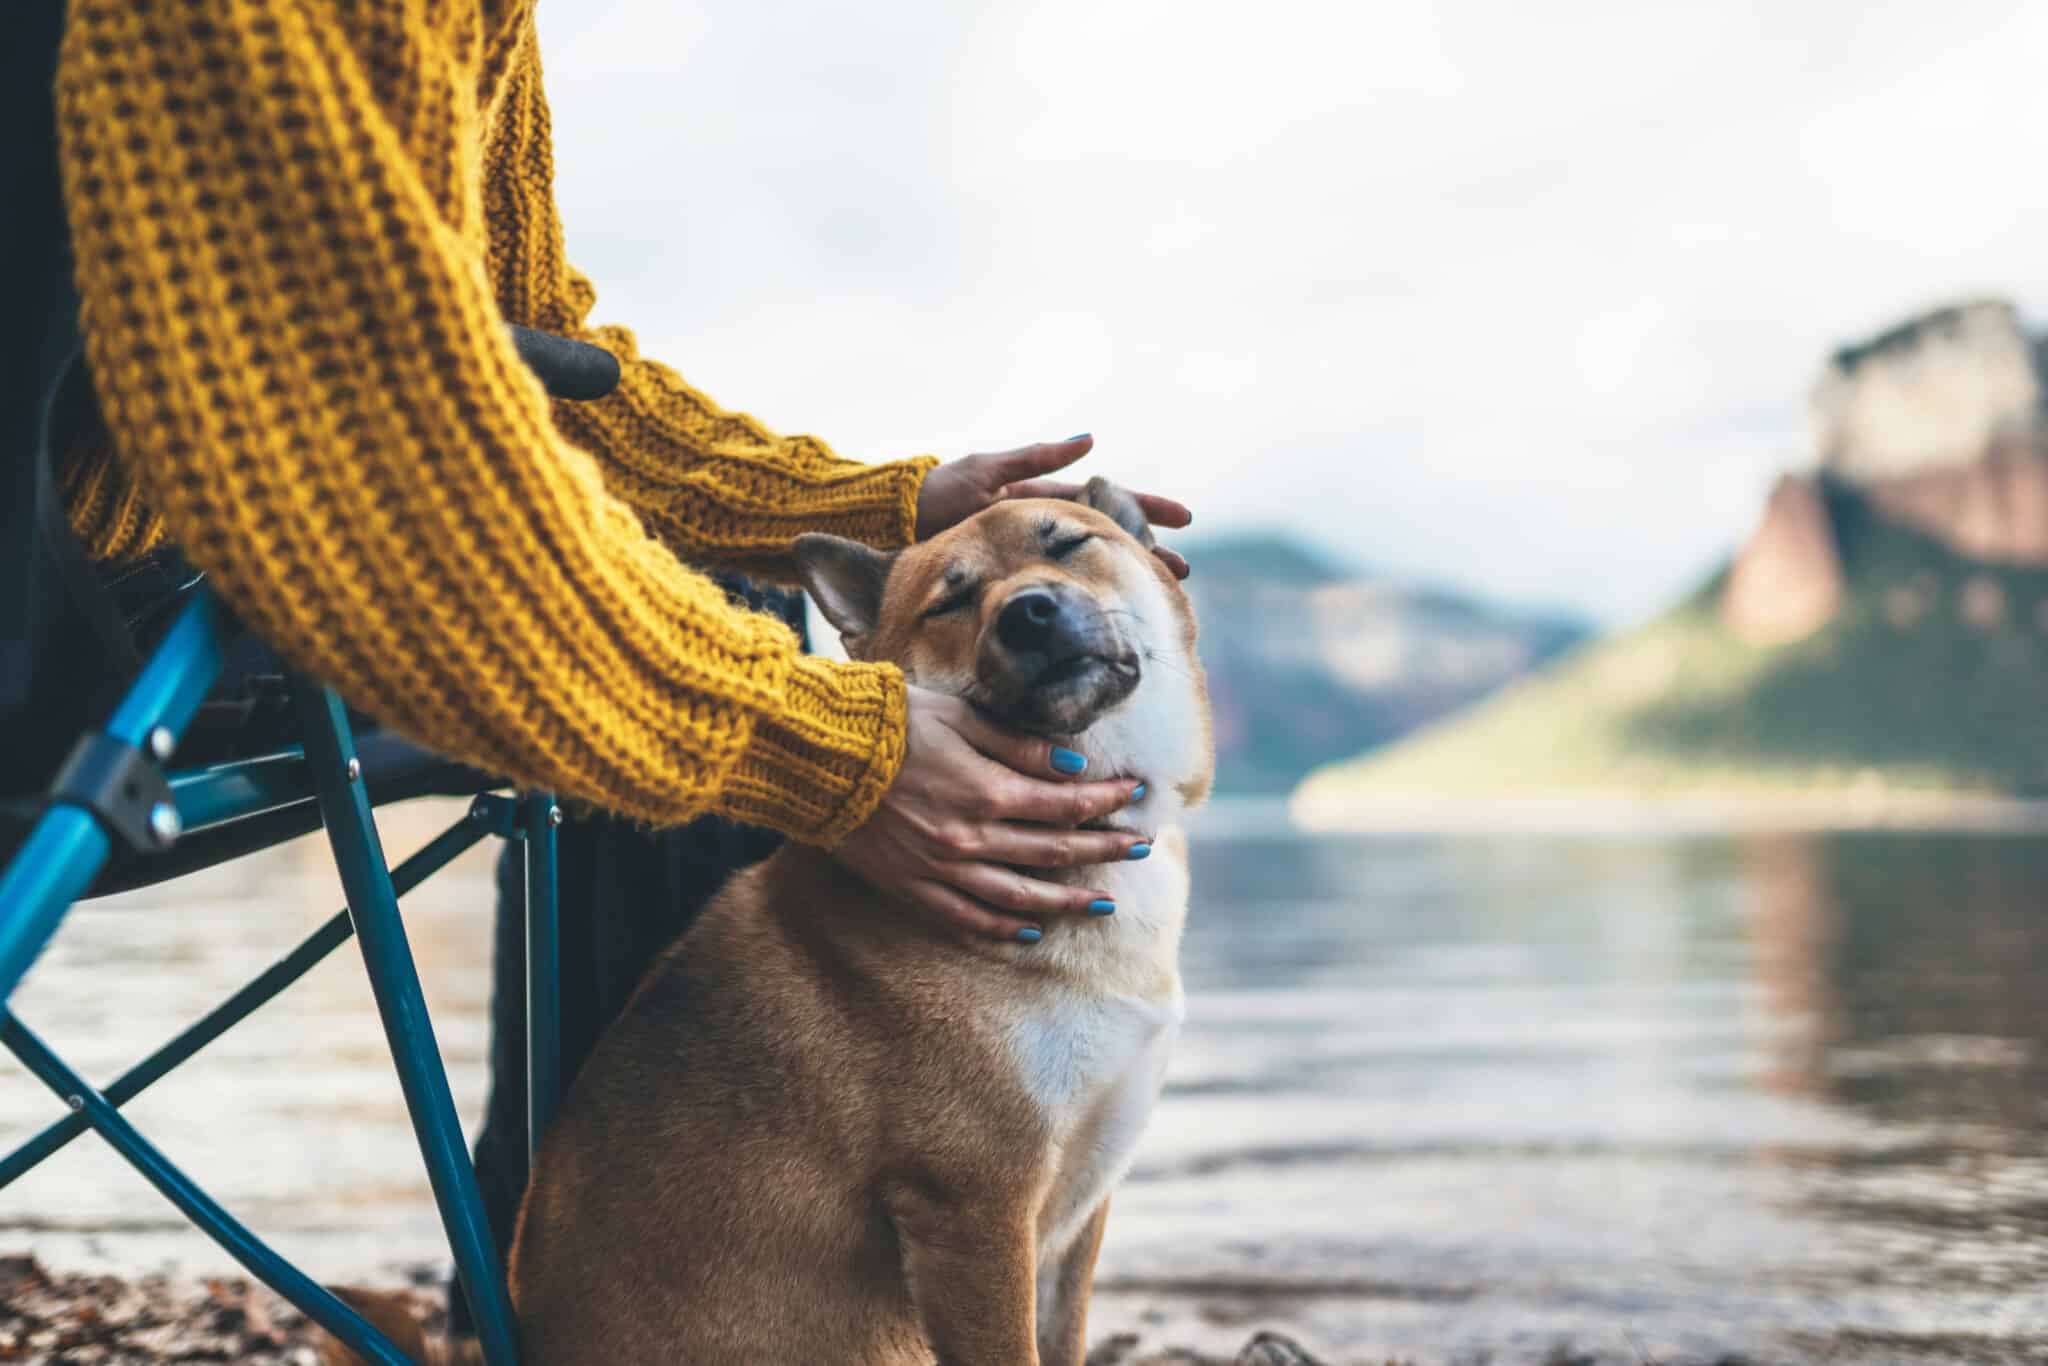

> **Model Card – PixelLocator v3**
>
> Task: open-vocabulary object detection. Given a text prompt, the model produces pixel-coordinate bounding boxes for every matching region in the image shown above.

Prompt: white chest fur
[1005,972,1183,1255]
[1004,853,1188,1366]
[1001,842,1190,1255]
[1008,948,1181,1354]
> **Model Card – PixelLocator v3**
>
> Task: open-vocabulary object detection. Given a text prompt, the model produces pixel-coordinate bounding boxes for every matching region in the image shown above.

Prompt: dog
[324,477,1211,1364]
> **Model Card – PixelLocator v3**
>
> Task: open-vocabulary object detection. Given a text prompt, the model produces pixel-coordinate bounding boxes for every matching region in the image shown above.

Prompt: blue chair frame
[0,589,556,1365]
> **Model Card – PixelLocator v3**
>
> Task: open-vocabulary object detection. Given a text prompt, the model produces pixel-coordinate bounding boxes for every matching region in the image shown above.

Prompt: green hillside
[1299,482,2048,802]
[1181,532,1589,794]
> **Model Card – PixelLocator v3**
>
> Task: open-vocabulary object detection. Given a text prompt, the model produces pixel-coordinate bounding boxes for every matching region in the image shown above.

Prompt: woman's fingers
[942,861,1114,919]
[1132,491,1193,529]
[989,772,1138,827]
[943,700,1088,779]
[971,823,1145,868]
[940,699,1142,824]
[907,866,1116,946]
[977,436,1094,489]
[998,477,1082,502]
[907,877,1041,943]
[845,689,1140,939]
[997,477,1192,532]
[983,437,1192,580]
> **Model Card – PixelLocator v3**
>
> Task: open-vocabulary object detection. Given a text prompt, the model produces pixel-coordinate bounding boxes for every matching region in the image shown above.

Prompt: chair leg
[295,684,522,1366]
[0,1009,412,1366]
[522,793,561,1162]
[0,811,491,1192]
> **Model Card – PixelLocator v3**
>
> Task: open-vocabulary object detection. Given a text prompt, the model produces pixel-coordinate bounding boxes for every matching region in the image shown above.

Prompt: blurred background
[9,1,2048,1362]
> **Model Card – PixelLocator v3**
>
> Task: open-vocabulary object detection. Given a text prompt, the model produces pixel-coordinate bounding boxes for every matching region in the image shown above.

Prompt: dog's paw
[1234,1330,1327,1366]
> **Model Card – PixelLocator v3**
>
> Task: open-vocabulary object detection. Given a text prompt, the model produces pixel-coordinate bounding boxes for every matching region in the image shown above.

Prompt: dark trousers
[448,807,782,1329]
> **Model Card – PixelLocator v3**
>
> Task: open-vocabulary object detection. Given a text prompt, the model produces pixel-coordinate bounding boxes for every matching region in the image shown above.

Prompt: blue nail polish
[1127,843,1152,861]
[1066,432,1091,441]
[1016,926,1043,944]
[1051,747,1087,775]
[1088,899,1116,916]
[1130,783,1148,802]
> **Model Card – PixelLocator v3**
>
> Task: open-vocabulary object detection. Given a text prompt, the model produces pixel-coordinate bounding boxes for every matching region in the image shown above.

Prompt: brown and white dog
[327,478,1211,1364]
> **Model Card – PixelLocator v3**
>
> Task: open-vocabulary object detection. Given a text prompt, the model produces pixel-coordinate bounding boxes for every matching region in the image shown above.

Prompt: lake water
[5,801,2048,1363]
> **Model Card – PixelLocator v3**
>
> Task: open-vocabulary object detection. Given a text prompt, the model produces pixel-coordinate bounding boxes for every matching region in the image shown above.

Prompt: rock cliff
[1813,298,2042,484]
[1720,475,1845,645]
[1725,298,2048,644]
[1300,297,2048,806]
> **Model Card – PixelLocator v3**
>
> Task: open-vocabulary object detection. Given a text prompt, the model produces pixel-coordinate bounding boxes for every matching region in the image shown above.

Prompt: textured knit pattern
[54,0,931,841]
[61,421,167,564]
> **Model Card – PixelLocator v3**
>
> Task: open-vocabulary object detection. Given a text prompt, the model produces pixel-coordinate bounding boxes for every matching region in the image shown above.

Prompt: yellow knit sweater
[54,0,935,841]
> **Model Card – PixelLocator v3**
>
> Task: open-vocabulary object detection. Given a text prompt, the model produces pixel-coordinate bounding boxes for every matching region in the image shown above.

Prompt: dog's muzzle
[974,585,1140,734]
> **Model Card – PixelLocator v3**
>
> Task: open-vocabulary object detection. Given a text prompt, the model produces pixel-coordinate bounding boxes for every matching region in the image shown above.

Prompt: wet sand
[0,1255,1326,1364]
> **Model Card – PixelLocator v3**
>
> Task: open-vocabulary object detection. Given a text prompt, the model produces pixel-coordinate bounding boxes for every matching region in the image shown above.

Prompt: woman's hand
[915,435,1193,578]
[831,687,1151,943]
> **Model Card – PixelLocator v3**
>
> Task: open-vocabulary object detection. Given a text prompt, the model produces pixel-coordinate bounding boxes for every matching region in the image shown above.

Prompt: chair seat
[1,730,497,900]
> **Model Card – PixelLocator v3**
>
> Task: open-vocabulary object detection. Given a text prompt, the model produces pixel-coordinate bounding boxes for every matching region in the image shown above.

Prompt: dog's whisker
[1141,646,1195,682]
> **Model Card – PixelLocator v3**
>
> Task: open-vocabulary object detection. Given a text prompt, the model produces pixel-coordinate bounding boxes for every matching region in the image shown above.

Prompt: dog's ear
[1080,476,1154,548]
[793,534,894,640]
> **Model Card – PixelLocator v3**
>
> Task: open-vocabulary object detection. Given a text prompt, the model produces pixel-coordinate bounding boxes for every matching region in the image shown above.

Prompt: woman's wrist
[715,654,910,845]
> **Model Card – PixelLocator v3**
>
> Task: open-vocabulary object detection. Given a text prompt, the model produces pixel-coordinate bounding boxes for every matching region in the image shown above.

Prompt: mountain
[1183,533,1589,793]
[1298,298,2048,813]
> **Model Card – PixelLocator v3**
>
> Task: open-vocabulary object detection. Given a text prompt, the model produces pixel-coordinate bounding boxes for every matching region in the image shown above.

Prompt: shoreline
[1286,789,2048,835]
[0,1254,1327,1366]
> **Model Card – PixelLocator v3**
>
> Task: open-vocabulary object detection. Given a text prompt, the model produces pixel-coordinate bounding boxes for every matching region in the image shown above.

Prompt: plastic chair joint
[48,730,179,853]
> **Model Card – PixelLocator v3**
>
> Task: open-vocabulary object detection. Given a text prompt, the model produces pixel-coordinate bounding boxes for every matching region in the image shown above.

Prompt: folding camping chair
[0,326,623,1366]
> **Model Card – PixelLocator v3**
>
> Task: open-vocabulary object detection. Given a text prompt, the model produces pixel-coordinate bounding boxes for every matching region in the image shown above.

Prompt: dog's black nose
[996,589,1062,652]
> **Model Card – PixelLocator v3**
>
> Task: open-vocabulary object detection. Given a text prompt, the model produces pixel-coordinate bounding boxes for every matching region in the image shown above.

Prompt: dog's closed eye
[922,584,979,620]
[1048,533,1093,559]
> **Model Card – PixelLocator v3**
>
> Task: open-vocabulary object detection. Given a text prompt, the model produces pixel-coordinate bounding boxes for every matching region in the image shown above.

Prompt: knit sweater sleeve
[53,0,906,842]
[483,30,937,581]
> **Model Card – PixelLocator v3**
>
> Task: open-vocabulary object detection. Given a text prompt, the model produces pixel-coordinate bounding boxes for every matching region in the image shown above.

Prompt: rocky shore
[0,1255,1329,1366]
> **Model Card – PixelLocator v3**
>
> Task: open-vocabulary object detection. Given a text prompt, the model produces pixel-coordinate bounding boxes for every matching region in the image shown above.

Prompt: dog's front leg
[886,1185,1041,1365]
[1036,1199,1110,1366]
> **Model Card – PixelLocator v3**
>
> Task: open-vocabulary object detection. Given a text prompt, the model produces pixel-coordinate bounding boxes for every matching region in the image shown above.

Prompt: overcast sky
[535,0,2048,624]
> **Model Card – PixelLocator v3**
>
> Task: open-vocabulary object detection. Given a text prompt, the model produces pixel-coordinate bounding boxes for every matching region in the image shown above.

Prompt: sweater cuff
[857,454,939,551]
[716,653,910,844]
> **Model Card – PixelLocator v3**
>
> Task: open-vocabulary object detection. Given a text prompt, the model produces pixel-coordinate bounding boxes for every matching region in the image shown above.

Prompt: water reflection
[1748,834,2048,1126]
[1739,832,2048,1331]
[3,813,2047,1362]
[1090,824,2048,1363]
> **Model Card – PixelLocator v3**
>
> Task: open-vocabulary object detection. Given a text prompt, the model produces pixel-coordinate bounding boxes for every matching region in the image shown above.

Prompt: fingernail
[1050,747,1087,775]
[1127,842,1152,861]
[1066,432,1091,441]
[1016,925,1043,944]
[1088,899,1116,916]
[1130,783,1148,802]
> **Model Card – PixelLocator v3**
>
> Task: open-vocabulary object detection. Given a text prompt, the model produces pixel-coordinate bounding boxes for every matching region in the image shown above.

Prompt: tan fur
[324,492,1211,1364]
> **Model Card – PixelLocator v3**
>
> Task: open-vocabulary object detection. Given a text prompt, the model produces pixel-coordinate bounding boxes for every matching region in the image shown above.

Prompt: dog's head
[795,478,1211,802]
